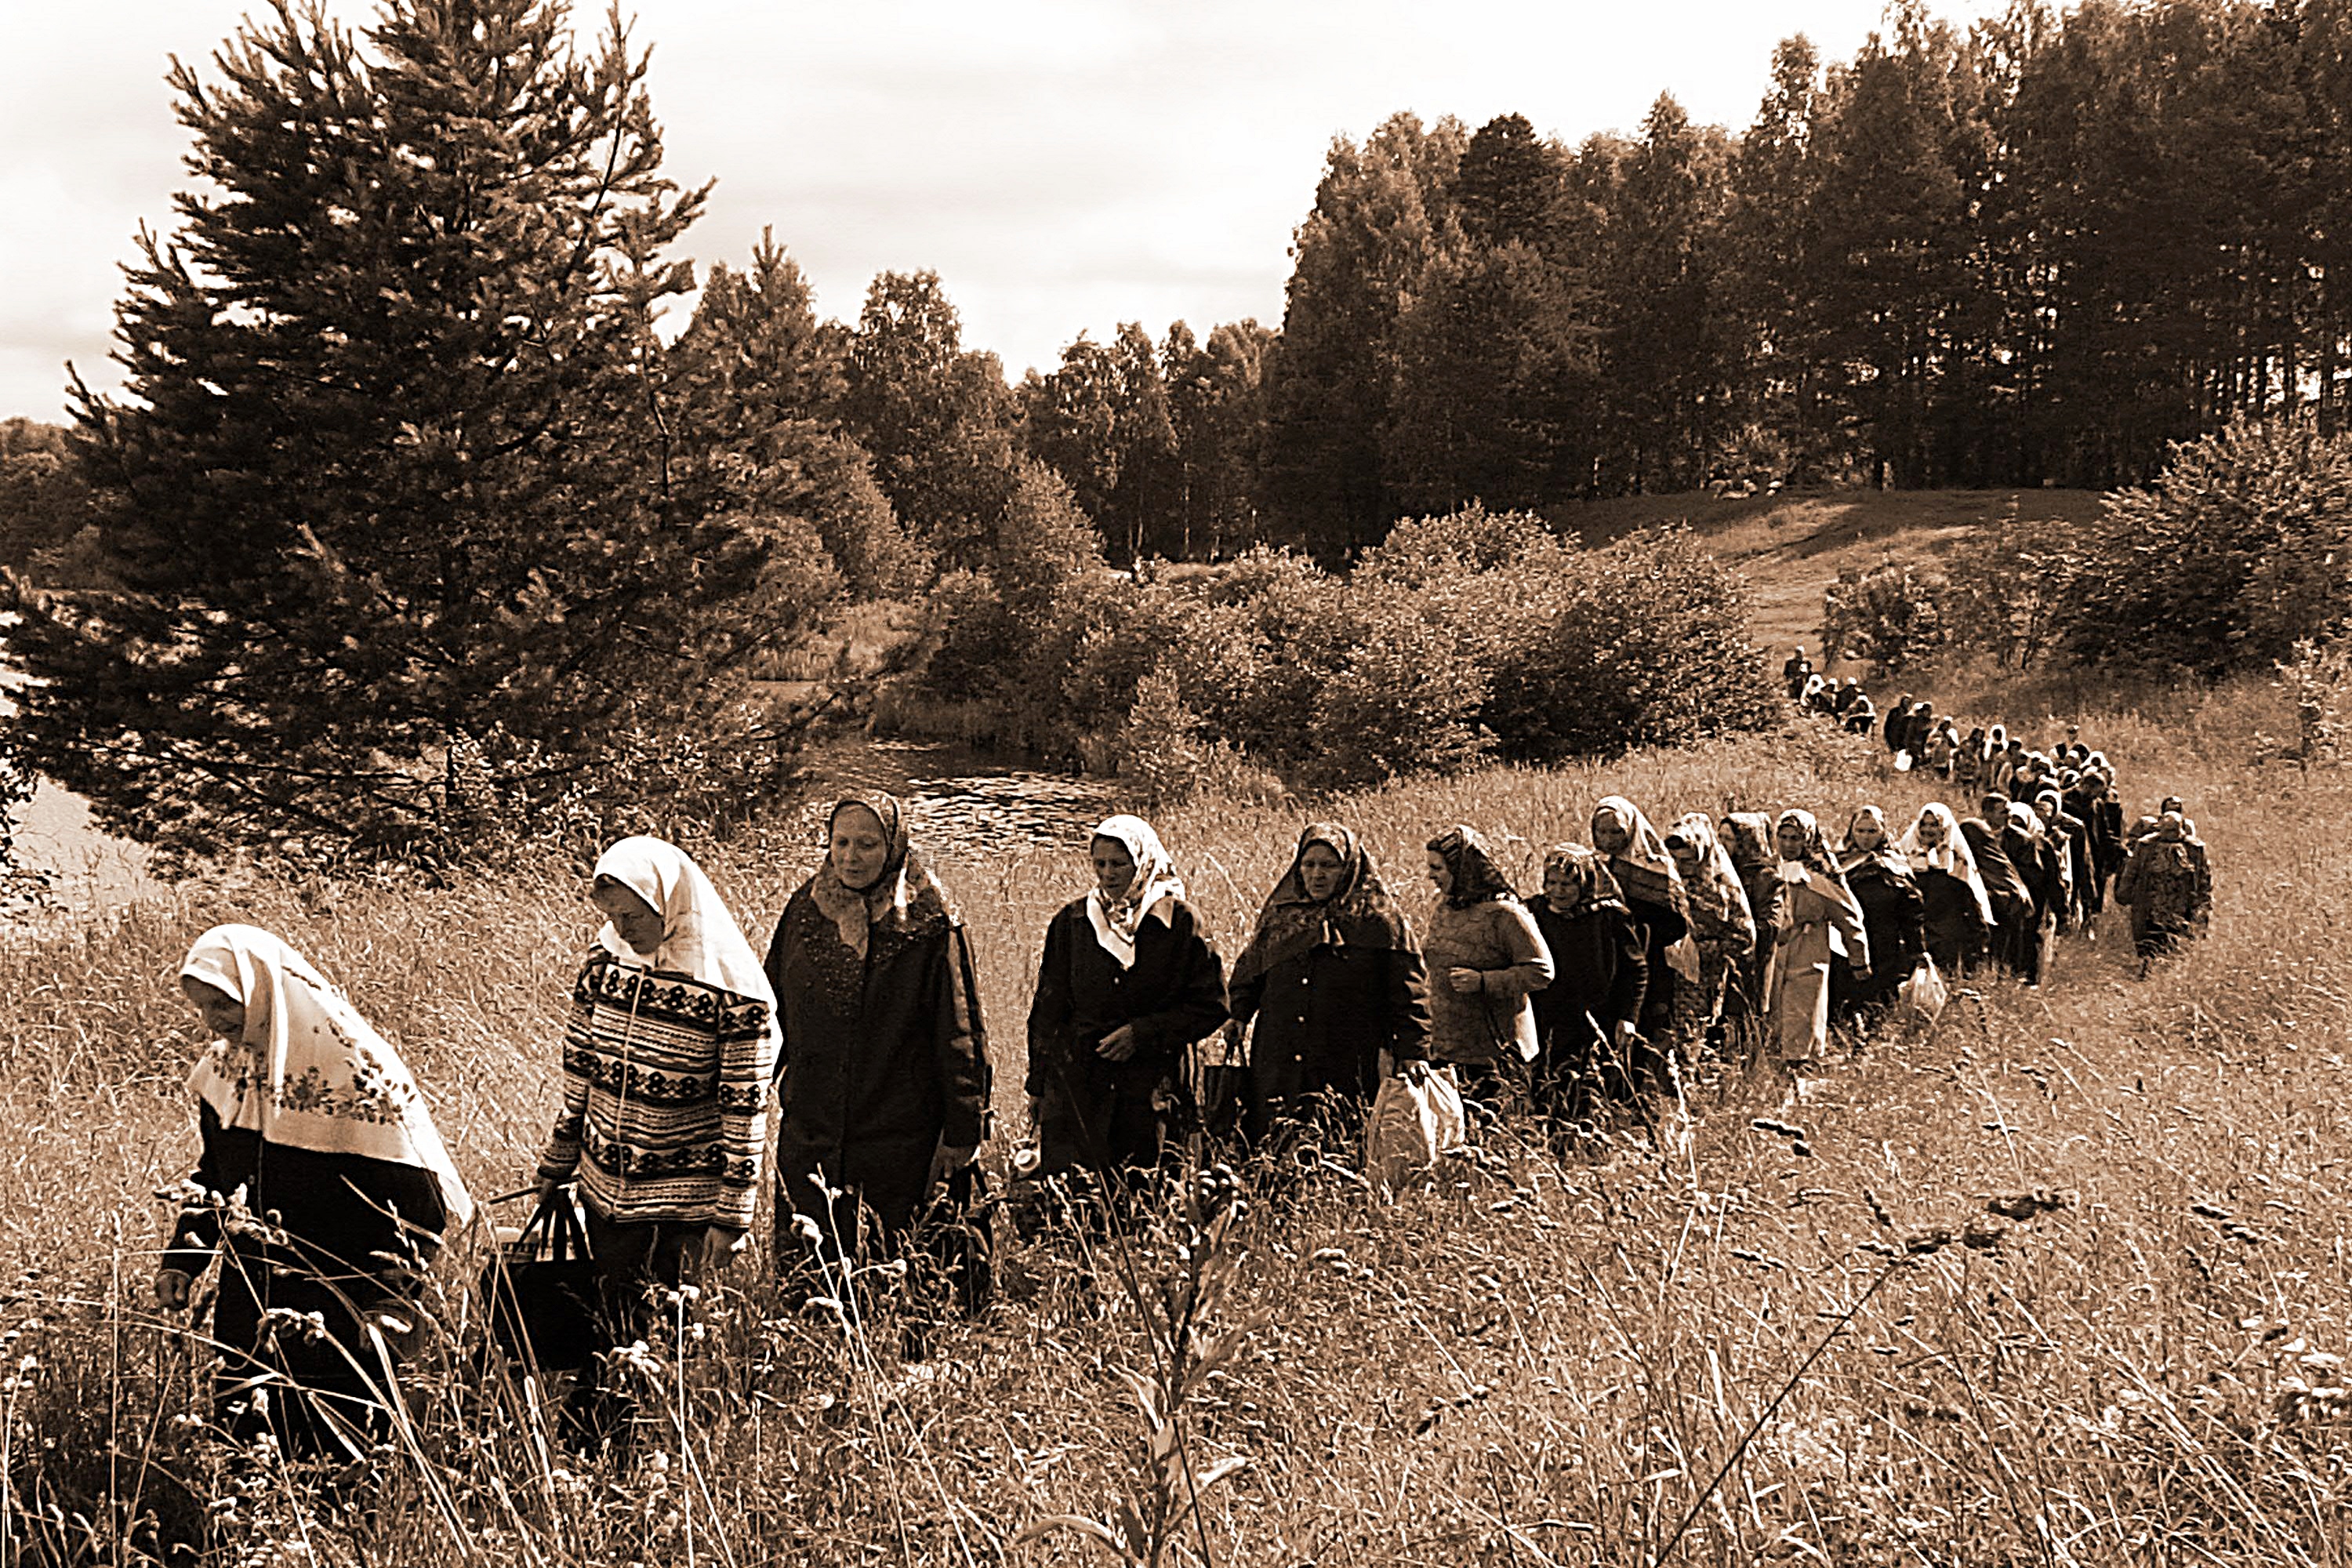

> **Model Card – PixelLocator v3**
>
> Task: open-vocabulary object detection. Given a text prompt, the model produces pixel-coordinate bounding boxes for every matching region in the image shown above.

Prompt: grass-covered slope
[1559,488,2107,657]
[2,673,2347,1564]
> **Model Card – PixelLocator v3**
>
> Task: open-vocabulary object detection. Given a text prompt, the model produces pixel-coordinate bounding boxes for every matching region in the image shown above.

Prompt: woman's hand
[154,1269,194,1311]
[1095,1025,1140,1062]
[1446,967,1483,995]
[698,1225,746,1274]
[928,1140,978,1189]
[535,1175,564,1210]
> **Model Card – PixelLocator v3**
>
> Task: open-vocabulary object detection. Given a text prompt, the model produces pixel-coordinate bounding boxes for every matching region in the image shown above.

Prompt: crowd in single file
[151,691,2216,1458]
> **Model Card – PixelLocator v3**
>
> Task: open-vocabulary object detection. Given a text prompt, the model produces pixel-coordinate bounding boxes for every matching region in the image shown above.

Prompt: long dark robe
[1526,895,1650,1116]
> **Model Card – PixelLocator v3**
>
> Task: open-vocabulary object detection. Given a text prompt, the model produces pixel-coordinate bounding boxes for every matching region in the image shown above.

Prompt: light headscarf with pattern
[593,835,782,1057]
[1087,815,1186,969]
[182,924,473,1228]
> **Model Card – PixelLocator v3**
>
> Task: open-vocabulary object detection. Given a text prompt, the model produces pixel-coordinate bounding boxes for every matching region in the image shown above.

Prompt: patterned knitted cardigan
[536,947,779,1232]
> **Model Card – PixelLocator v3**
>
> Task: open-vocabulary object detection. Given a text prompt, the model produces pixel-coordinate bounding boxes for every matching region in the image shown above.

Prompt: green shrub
[2072,415,2352,674]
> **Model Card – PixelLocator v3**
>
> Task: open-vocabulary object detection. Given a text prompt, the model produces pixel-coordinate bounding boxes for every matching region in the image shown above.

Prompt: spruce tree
[0,0,789,858]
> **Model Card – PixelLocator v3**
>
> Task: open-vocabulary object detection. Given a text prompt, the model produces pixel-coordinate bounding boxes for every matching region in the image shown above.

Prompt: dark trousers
[775,1134,935,1275]
[212,1240,408,1459]
[564,1211,706,1450]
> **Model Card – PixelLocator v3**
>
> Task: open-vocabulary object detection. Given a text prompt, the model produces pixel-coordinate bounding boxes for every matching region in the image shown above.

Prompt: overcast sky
[0,0,2005,423]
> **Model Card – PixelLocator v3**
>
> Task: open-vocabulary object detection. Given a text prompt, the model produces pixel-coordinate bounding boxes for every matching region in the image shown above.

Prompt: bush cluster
[915,496,1781,797]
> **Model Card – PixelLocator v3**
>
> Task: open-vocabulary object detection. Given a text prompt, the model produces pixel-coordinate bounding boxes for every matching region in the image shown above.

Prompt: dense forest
[4,0,2350,858]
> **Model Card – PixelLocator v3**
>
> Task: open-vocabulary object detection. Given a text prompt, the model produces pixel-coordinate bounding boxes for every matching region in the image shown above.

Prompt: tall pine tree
[0,0,797,857]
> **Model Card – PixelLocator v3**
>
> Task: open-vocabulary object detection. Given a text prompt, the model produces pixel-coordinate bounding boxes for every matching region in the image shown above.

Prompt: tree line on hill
[3,0,2348,865]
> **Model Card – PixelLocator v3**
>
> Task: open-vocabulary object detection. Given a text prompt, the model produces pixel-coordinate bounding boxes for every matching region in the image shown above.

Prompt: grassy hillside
[1559,488,2108,660]
[2,668,2347,1564]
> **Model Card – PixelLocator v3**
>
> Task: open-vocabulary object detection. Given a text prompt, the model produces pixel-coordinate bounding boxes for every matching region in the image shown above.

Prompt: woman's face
[592,878,665,954]
[1666,837,1700,875]
[829,804,891,891]
[1297,842,1346,902]
[1425,850,1453,895]
[180,975,246,1040]
[1776,820,1809,861]
[1915,815,1947,848]
[1592,816,1631,856]
[1091,836,1138,903]
[1850,815,1886,851]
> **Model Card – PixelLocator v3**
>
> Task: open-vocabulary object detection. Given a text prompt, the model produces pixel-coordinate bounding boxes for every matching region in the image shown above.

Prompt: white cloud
[0,0,2006,419]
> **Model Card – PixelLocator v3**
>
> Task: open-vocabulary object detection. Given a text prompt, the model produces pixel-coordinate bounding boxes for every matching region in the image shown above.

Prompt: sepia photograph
[0,0,2343,1560]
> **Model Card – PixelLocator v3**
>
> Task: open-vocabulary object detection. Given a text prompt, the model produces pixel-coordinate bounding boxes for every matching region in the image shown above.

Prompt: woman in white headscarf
[1898,803,1995,974]
[533,836,779,1446]
[1764,810,1869,1073]
[159,925,470,1457]
[1025,815,1229,1187]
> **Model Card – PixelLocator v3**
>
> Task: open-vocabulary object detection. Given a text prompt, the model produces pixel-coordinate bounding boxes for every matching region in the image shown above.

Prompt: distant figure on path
[1783,648,1813,699]
[1226,822,1430,1152]
[765,793,989,1287]
[161,925,470,1457]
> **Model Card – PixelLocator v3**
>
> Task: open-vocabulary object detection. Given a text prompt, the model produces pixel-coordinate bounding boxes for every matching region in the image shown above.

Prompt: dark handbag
[477,1191,601,1372]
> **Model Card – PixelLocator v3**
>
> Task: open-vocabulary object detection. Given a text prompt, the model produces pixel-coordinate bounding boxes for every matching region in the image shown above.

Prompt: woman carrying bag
[532,836,779,1449]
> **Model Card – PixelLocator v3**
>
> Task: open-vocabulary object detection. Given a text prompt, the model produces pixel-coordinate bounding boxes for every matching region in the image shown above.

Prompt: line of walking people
[148,770,2214,1459]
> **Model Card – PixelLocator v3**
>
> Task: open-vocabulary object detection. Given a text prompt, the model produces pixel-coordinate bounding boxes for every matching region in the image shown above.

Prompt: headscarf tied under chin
[1773,809,1864,953]
[1836,805,1911,881]
[1899,803,1997,925]
[593,835,782,1057]
[181,924,473,1228]
[1667,813,1751,935]
[1230,822,1414,991]
[1425,824,1517,909]
[1087,815,1186,969]
[1593,797,1700,980]
[808,792,953,959]
[1541,842,1628,918]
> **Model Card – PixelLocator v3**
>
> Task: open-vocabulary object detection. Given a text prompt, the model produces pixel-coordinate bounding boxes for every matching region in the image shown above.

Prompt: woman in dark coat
[1719,813,1784,1056]
[162,926,469,1457]
[1526,843,1649,1123]
[2000,801,2068,984]
[767,792,991,1270]
[1026,815,1229,1189]
[1833,807,1927,1027]
[1899,804,1994,974]
[1962,796,2038,979]
[1227,822,1430,1148]
[1592,796,1694,1057]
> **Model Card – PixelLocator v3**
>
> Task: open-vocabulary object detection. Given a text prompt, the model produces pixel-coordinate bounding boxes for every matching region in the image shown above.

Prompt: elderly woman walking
[162,926,470,1457]
[1227,822,1431,1149]
[1420,826,1553,1107]
[1664,813,1755,1058]
[1526,843,1650,1124]
[1900,804,1994,974]
[1833,808,1926,1029]
[765,793,990,1282]
[535,837,780,1447]
[1765,810,1869,1077]
[1592,797,1696,1055]
[1026,815,1229,1192]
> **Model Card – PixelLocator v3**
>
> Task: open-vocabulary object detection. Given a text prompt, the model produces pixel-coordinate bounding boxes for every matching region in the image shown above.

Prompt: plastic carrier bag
[1365,1062,1468,1196]
[1897,956,1950,1022]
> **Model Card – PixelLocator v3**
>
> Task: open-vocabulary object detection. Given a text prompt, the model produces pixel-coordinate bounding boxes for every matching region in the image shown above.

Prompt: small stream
[5,720,1116,916]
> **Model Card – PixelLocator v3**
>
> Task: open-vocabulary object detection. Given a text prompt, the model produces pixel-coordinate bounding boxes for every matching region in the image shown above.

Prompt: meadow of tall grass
[1,675,2347,1565]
